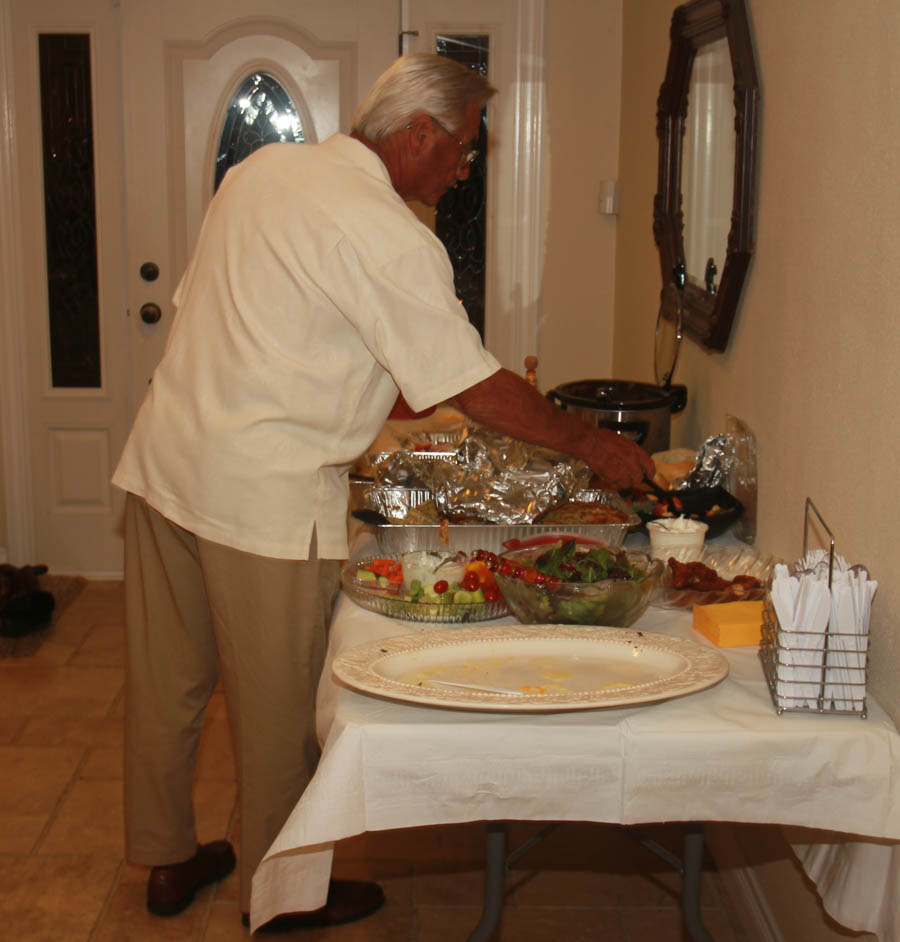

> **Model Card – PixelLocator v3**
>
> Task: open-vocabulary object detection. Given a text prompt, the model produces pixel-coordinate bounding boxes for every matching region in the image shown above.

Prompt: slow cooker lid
[654,279,684,388]
[551,379,674,411]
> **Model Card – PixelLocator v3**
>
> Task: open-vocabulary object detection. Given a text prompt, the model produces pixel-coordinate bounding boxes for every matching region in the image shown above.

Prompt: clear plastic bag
[725,414,757,545]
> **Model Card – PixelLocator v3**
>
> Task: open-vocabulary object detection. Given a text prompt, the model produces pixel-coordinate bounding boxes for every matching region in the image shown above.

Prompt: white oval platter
[332,624,729,712]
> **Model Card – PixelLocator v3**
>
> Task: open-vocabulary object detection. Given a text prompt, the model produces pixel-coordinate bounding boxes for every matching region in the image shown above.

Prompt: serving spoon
[427,679,524,696]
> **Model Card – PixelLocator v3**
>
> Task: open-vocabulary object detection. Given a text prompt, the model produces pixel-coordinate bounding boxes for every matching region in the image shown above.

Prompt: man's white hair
[352,53,496,141]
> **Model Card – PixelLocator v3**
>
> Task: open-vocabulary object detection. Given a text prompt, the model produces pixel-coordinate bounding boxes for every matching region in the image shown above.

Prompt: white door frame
[0,0,546,568]
[0,0,35,565]
[497,0,545,373]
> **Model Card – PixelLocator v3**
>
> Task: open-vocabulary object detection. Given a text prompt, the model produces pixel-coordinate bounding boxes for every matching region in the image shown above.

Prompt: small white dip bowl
[646,517,709,563]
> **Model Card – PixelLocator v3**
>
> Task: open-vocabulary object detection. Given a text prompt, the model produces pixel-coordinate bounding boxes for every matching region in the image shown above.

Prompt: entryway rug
[0,573,88,659]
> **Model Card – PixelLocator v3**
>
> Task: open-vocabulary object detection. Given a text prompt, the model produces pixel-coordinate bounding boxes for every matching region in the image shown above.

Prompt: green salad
[495,540,658,627]
[531,540,642,583]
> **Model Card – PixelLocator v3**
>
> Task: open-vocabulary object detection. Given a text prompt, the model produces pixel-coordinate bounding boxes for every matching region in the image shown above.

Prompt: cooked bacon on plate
[668,558,762,597]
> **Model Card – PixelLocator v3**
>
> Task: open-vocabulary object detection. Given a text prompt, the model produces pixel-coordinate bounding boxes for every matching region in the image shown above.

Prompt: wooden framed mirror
[653,0,759,352]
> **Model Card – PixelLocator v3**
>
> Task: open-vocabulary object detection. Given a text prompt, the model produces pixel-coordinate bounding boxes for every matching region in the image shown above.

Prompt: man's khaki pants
[123,494,341,911]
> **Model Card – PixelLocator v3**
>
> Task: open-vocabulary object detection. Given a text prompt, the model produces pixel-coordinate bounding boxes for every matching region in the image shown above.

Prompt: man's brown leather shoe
[147,840,236,916]
[241,879,385,932]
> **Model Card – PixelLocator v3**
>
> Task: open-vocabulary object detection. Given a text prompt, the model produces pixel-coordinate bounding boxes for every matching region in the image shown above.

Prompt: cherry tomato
[433,580,449,595]
[461,571,481,592]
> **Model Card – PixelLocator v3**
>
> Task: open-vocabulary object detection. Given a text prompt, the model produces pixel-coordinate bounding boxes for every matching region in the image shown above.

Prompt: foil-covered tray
[358,430,593,525]
[361,486,639,555]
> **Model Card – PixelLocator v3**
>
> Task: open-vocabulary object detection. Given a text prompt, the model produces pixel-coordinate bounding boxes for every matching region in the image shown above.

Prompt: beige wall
[0,422,5,560]
[613,0,900,727]
[607,5,897,935]
[540,0,622,390]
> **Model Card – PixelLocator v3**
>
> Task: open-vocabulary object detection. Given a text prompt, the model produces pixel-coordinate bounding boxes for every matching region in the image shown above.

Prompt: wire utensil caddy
[758,499,869,718]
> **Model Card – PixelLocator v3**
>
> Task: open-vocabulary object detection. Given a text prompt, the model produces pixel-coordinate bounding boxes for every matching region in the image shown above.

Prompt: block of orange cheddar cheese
[692,600,764,648]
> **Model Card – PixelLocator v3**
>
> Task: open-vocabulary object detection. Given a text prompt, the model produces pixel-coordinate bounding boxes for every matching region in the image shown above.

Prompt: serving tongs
[640,475,670,502]
[350,508,392,527]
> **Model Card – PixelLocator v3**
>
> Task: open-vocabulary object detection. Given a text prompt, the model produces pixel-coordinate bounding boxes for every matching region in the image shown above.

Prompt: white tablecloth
[250,553,900,938]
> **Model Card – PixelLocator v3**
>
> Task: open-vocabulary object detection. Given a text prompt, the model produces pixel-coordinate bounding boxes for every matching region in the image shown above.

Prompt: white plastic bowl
[646,518,708,563]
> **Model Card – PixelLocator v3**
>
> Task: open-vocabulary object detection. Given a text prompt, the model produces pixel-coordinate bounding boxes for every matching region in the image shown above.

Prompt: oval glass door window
[214,72,305,192]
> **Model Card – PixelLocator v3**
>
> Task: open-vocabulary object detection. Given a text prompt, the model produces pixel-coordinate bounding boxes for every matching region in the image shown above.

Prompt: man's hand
[450,368,655,491]
[580,426,655,490]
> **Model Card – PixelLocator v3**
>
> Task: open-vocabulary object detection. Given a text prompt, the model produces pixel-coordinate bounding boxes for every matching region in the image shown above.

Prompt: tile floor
[0,581,751,941]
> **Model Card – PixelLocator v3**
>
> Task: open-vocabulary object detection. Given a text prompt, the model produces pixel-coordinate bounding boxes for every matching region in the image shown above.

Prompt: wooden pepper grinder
[524,355,538,389]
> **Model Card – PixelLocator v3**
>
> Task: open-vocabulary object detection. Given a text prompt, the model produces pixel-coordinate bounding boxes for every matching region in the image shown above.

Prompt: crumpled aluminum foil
[372,427,592,524]
[370,451,452,490]
[678,433,735,490]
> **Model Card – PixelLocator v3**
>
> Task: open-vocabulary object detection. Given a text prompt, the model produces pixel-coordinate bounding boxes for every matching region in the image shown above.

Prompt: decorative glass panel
[39,33,101,388]
[214,73,304,191]
[436,35,489,340]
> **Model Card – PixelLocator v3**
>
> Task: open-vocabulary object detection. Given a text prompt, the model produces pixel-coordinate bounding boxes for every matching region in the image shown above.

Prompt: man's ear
[405,114,433,154]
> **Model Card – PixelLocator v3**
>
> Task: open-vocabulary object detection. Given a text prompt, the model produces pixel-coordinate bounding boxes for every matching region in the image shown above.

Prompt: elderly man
[113,53,652,933]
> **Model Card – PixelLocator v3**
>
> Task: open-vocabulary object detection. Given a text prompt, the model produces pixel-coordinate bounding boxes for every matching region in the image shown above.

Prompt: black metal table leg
[466,822,507,942]
[682,822,713,942]
[465,820,713,941]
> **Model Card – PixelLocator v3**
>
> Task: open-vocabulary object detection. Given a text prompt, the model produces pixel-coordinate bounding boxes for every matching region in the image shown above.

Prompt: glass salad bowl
[494,538,662,627]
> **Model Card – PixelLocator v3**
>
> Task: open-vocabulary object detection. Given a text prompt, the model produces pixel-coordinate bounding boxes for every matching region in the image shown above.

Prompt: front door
[2,0,540,575]
[6,0,129,577]
[119,0,397,408]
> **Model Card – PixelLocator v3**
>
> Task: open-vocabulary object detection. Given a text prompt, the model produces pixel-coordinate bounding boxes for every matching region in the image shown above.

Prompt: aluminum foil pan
[363,486,639,556]
[362,429,592,525]
[432,430,592,524]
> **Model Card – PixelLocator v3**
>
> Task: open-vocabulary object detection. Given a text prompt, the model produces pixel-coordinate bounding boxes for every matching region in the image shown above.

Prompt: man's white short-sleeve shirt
[112,135,499,559]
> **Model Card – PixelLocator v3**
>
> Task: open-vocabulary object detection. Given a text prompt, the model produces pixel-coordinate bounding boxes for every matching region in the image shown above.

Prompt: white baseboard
[51,569,123,581]
[706,823,879,942]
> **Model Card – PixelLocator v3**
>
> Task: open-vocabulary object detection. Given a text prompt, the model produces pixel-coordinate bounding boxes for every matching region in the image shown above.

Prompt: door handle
[140,302,162,324]
[139,261,160,282]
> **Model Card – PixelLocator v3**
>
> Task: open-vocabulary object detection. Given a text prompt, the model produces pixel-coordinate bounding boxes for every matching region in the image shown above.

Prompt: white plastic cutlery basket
[758,499,871,718]
[759,597,869,717]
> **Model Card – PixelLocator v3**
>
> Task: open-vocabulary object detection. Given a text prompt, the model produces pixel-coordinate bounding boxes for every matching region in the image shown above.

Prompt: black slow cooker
[546,278,688,454]
[546,379,687,454]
